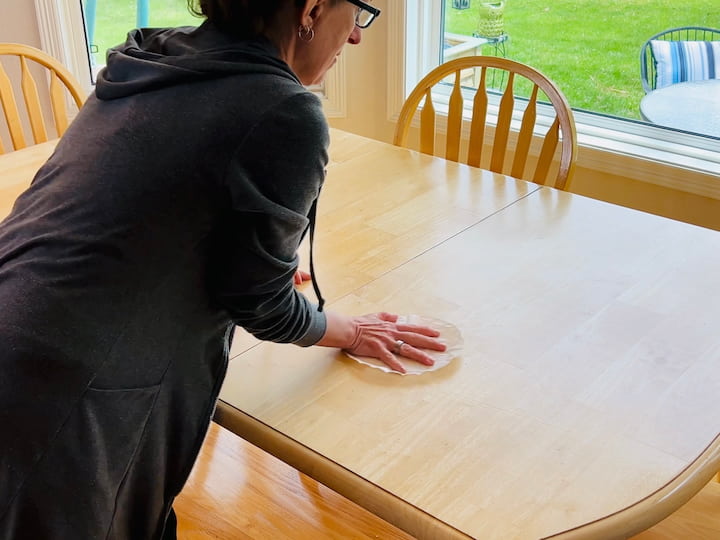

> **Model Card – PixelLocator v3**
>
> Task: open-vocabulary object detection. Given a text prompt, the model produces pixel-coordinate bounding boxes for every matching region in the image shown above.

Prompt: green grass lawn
[85,0,717,120]
[84,0,199,62]
[445,0,717,119]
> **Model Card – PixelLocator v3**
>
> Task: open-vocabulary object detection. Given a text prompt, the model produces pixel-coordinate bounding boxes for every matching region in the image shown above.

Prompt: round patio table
[640,79,720,138]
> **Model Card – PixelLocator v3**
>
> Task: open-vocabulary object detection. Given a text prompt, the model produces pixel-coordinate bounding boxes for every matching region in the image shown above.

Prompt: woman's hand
[316,311,447,374]
[293,269,311,285]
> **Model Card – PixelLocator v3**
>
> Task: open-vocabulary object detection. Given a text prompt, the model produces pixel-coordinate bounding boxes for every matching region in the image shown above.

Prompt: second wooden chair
[0,43,85,155]
[394,56,577,190]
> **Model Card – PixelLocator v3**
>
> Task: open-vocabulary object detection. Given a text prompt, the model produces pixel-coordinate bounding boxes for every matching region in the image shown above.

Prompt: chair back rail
[0,63,24,153]
[640,26,720,93]
[394,56,577,190]
[21,56,49,144]
[0,43,85,154]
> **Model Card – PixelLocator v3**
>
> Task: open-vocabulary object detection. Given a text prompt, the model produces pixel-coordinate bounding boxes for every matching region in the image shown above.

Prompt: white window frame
[388,0,720,186]
[34,0,94,96]
[34,0,347,117]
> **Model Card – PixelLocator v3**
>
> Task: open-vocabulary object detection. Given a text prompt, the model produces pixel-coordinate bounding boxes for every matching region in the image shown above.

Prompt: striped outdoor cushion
[650,40,720,89]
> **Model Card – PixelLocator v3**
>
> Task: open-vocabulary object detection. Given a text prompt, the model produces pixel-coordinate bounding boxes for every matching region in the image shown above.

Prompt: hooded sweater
[0,22,327,539]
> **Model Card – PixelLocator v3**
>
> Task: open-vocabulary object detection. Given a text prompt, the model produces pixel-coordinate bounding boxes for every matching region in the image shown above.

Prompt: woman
[0,0,446,538]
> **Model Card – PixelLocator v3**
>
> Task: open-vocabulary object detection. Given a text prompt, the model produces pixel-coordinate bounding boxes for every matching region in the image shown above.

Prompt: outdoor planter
[477,1,505,38]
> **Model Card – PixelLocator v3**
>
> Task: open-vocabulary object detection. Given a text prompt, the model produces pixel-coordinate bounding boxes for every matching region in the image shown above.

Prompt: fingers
[366,315,445,352]
[395,322,441,337]
[379,349,407,374]
[377,312,398,323]
[293,270,311,285]
[396,342,435,366]
[395,331,447,352]
[378,341,434,374]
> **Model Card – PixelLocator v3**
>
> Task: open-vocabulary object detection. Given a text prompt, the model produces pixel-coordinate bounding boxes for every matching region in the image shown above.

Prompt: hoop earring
[298,25,315,42]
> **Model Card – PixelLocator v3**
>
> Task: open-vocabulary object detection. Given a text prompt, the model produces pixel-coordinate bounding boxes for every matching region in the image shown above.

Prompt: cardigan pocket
[58,384,162,521]
[0,384,161,539]
[74,384,161,494]
[61,384,162,534]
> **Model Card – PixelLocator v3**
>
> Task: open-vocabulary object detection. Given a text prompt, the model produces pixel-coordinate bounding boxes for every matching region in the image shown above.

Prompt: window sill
[573,110,720,198]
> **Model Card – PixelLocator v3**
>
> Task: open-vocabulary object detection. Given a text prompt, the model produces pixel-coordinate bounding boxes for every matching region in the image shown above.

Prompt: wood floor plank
[631,480,720,540]
[174,422,414,539]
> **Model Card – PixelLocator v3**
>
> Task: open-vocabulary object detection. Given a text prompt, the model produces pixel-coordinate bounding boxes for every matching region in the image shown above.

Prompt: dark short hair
[188,0,309,38]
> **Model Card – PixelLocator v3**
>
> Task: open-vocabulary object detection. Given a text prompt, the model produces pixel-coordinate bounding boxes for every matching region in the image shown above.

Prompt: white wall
[0,0,42,47]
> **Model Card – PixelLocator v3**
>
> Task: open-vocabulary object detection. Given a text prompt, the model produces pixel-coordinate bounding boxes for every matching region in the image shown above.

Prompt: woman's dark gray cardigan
[0,23,327,539]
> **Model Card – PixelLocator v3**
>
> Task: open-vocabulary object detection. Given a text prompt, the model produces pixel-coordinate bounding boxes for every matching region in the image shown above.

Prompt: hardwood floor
[631,480,720,540]
[174,422,413,539]
[175,422,720,539]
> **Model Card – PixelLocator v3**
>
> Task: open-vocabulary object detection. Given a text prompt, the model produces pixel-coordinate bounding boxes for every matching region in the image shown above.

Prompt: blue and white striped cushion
[650,40,720,89]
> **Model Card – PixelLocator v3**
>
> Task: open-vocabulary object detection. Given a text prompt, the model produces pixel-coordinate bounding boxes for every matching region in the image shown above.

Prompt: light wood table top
[229,128,538,356]
[217,132,720,539]
[0,140,57,220]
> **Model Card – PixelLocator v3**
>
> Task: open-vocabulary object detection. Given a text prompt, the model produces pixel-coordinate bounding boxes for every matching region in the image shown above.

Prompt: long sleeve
[208,92,329,346]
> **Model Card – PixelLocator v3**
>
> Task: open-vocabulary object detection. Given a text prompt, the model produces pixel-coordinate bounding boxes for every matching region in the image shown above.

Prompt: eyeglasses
[345,0,381,29]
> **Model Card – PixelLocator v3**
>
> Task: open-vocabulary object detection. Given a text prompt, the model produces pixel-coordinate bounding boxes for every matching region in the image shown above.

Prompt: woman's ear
[300,0,326,27]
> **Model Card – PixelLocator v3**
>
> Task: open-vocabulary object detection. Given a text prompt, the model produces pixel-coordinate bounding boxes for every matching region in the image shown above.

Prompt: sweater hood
[95,22,299,100]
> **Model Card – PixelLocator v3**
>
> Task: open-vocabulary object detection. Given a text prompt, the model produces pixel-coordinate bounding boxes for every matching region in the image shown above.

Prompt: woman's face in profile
[294,0,363,86]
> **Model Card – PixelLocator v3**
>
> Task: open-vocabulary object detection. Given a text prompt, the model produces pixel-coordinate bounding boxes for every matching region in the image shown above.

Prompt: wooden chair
[640,27,720,93]
[0,43,85,154]
[394,56,577,191]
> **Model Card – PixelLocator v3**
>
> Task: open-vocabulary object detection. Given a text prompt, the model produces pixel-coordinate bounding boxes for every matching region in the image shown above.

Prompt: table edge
[217,400,720,540]
[214,400,472,540]
[545,433,720,539]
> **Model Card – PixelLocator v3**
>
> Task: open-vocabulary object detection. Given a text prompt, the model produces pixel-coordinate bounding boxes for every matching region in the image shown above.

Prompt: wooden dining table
[2,130,720,540]
[217,130,720,540]
[0,140,58,220]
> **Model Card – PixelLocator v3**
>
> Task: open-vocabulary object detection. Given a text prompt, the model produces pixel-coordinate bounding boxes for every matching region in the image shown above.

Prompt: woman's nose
[347,26,362,45]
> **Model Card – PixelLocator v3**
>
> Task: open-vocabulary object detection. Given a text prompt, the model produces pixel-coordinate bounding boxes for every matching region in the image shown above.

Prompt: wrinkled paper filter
[345,314,463,376]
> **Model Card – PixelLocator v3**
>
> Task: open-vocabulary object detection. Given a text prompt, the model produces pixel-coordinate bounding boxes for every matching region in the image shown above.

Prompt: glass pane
[82,0,199,69]
[442,0,717,134]
[357,10,375,28]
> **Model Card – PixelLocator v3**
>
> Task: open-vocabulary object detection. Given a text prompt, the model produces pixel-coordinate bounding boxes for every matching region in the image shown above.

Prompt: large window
[81,0,197,70]
[399,0,719,177]
[439,0,717,129]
